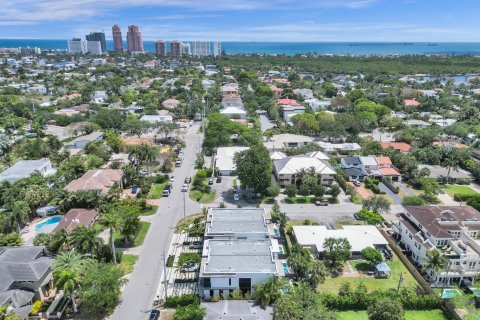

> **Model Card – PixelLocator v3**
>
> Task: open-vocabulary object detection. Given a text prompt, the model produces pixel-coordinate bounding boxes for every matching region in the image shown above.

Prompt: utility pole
[396,272,404,295]
[163,250,168,300]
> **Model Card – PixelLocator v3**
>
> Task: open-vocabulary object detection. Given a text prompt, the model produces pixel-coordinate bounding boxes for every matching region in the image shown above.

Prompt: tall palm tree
[308,260,327,288]
[69,227,101,256]
[424,249,449,288]
[99,212,121,264]
[139,144,157,173]
[9,201,30,234]
[53,251,93,313]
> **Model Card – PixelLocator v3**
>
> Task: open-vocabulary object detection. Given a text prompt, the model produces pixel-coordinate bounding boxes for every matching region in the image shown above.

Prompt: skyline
[1,0,480,42]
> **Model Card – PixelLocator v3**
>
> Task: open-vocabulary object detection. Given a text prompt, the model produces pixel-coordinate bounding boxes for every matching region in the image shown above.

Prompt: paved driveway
[378,182,402,205]
[112,124,202,320]
[259,115,275,132]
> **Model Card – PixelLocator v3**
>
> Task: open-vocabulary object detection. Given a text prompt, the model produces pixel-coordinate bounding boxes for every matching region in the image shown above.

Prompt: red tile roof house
[54,208,99,232]
[404,99,420,107]
[380,142,412,153]
[375,156,402,181]
[64,169,123,195]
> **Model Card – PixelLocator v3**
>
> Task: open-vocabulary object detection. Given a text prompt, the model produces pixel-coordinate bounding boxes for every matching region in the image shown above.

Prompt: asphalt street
[112,124,202,320]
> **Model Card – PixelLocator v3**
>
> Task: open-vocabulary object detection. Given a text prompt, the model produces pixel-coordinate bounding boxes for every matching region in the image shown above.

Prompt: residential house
[277,99,305,124]
[293,88,314,100]
[199,208,283,299]
[140,114,173,123]
[269,151,287,161]
[341,155,401,181]
[380,142,412,153]
[219,106,247,119]
[293,225,388,258]
[418,164,472,183]
[26,85,47,95]
[405,119,430,128]
[0,159,56,183]
[273,156,336,186]
[263,134,314,150]
[92,90,108,104]
[64,169,123,195]
[64,131,103,151]
[396,206,480,286]
[215,147,249,176]
[0,246,53,319]
[220,83,239,93]
[162,99,180,110]
[54,208,99,232]
[404,99,420,107]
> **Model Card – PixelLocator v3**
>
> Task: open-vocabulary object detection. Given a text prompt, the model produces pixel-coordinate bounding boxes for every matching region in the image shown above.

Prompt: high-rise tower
[155,40,167,57]
[112,25,123,53]
[126,25,144,53]
[86,32,106,53]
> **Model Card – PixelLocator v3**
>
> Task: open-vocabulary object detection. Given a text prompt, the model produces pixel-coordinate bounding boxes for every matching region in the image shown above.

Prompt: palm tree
[424,249,449,288]
[139,144,157,173]
[307,260,327,288]
[69,227,101,256]
[99,213,121,264]
[128,146,141,170]
[9,201,30,233]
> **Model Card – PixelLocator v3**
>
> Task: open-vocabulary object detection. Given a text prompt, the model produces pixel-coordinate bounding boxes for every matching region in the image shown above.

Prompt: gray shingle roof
[0,289,35,308]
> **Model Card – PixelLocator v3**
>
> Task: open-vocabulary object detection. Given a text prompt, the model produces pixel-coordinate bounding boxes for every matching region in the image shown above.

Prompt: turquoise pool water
[441,289,460,299]
[35,216,61,232]
[282,262,289,273]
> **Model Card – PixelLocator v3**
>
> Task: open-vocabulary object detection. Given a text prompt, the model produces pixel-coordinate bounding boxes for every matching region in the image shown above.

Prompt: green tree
[367,298,405,320]
[254,277,289,309]
[78,262,127,317]
[285,184,297,197]
[234,145,272,194]
[363,196,390,214]
[424,249,449,285]
[322,82,338,98]
[323,237,352,267]
[99,212,121,264]
[266,183,280,199]
[8,201,30,233]
[69,226,101,256]
[361,247,383,265]
[0,233,22,246]
[287,244,313,280]
[291,113,319,136]
[173,304,205,320]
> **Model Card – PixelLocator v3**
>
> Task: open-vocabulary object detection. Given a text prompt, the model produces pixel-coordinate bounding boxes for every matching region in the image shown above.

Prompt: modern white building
[293,225,389,257]
[273,156,336,186]
[67,38,87,54]
[192,41,210,56]
[199,208,283,300]
[213,42,222,57]
[87,41,102,55]
[215,147,249,176]
[263,133,314,150]
[396,206,480,286]
[0,159,56,183]
[140,114,173,123]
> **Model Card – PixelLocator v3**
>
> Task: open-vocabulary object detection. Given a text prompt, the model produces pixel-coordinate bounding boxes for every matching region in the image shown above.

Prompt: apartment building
[396,205,480,286]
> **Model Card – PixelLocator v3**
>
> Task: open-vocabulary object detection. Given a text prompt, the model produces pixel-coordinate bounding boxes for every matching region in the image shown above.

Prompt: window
[229,278,232,286]
[203,278,211,288]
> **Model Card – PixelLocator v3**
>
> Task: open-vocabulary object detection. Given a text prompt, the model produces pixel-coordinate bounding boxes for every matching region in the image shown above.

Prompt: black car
[149,310,160,320]
[216,176,222,183]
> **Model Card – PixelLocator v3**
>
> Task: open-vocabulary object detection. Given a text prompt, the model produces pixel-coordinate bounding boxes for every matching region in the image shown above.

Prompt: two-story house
[396,206,480,287]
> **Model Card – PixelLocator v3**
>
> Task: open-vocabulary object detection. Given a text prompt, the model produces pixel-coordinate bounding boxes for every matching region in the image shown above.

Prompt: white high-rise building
[67,38,87,54]
[192,41,210,56]
[87,41,102,55]
[213,42,222,57]
[181,42,191,55]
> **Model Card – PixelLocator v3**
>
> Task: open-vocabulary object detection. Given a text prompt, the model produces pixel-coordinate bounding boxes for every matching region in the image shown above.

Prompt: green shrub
[357,209,384,224]
[177,252,201,267]
[166,255,175,267]
[402,196,427,206]
[211,295,219,302]
[164,294,200,308]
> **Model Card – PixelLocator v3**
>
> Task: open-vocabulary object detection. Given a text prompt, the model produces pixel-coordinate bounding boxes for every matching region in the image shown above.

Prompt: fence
[381,176,399,194]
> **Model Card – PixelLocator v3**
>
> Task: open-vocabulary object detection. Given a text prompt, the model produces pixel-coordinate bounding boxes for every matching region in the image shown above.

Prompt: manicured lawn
[134,221,150,246]
[319,253,418,293]
[189,189,216,204]
[119,254,138,275]
[147,182,168,199]
[337,310,446,320]
[445,185,478,198]
[139,205,158,216]
[284,196,316,204]
[115,221,151,248]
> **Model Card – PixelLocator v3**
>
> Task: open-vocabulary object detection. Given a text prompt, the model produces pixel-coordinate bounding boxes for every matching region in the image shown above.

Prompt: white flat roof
[293,225,388,252]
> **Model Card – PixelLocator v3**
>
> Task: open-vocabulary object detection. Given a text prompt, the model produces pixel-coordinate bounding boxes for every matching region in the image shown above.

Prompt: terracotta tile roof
[380,142,412,152]
[378,167,401,176]
[404,99,420,107]
[433,141,468,149]
[54,208,98,232]
[375,156,392,166]
[277,98,301,106]
[64,169,123,195]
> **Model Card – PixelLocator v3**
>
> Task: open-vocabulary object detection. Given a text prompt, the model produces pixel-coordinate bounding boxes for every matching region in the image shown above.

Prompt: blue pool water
[274,228,280,237]
[441,289,460,299]
[35,216,61,232]
[282,263,289,273]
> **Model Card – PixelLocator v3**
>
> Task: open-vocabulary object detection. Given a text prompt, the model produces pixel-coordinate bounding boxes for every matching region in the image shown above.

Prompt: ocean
[2,39,480,56]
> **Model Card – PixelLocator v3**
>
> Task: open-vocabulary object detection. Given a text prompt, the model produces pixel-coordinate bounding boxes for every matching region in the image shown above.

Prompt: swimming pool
[282,262,289,273]
[35,216,61,232]
[274,228,280,237]
[441,289,460,299]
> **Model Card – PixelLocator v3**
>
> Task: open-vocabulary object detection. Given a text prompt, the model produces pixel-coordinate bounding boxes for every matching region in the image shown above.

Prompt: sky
[0,0,479,42]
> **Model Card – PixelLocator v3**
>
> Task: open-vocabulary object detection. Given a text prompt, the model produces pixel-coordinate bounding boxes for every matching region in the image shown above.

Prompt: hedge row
[164,294,200,308]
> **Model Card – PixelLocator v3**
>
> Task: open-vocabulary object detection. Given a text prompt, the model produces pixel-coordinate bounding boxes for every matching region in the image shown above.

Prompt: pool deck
[21,216,60,245]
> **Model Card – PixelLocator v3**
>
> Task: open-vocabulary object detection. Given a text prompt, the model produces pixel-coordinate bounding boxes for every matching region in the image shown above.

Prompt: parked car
[352,180,361,187]
[216,176,222,183]
[208,178,214,185]
[182,263,199,272]
[162,190,170,197]
[169,176,175,183]
[181,184,188,192]
[139,169,149,175]
[184,177,192,184]
[175,160,182,167]
[165,183,172,191]
[189,243,203,250]
[315,200,328,206]
[149,310,160,320]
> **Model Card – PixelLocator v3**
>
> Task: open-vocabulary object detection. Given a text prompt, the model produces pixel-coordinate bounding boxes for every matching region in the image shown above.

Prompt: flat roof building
[0,159,56,183]
[205,208,273,239]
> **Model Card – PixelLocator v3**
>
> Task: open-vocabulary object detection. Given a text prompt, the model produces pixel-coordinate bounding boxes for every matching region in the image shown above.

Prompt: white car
[181,184,188,192]
[170,176,175,183]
